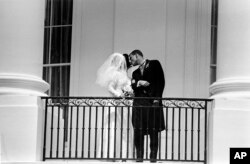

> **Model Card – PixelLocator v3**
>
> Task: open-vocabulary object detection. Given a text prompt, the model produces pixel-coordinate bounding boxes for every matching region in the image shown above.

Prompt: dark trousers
[134,129,158,159]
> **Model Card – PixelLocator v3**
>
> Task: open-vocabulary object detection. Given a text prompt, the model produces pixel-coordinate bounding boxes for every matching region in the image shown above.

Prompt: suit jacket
[131,59,165,134]
[131,59,165,98]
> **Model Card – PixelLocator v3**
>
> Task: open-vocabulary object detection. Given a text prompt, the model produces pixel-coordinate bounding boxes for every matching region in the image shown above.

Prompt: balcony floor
[1,160,203,164]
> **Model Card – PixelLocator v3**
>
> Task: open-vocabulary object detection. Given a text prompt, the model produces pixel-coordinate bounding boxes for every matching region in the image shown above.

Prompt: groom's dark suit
[131,59,165,161]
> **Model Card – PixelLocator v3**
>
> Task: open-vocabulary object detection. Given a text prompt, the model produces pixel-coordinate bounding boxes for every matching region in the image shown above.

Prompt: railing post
[204,101,208,164]
[42,97,48,161]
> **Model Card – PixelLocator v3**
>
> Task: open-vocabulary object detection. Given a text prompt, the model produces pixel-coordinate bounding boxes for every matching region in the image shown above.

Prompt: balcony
[42,97,212,163]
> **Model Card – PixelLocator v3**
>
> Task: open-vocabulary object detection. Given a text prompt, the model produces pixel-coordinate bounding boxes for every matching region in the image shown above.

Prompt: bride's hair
[123,53,131,69]
[96,53,128,87]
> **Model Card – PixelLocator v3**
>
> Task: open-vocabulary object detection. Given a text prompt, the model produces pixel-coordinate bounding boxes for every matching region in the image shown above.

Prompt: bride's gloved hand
[123,91,133,97]
[122,85,134,97]
[120,92,126,98]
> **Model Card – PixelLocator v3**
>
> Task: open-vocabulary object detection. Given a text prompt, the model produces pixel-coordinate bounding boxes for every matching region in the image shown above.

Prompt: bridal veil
[96,53,128,88]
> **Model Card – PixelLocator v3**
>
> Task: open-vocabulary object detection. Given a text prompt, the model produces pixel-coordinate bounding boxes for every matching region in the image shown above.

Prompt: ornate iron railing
[42,97,212,163]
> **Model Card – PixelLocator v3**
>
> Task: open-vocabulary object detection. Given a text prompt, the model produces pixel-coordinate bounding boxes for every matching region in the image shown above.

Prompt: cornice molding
[0,74,49,96]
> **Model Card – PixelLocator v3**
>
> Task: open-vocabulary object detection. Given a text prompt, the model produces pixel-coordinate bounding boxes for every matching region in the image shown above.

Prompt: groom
[129,50,165,162]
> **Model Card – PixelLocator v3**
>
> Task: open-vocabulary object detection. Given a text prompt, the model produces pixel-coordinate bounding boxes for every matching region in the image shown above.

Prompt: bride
[96,53,134,159]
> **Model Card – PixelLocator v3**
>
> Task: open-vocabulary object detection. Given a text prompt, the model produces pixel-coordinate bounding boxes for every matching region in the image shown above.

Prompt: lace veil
[96,53,128,88]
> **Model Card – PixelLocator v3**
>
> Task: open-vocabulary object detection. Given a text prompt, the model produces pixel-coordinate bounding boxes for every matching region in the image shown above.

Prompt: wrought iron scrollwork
[46,97,133,107]
[162,99,206,109]
[45,97,208,109]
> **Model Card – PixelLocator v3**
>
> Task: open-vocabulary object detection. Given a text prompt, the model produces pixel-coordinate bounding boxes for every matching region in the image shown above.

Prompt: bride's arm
[124,80,133,92]
[108,80,122,97]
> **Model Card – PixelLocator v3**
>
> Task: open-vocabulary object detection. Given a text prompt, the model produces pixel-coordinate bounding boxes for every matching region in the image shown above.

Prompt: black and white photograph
[0,0,250,164]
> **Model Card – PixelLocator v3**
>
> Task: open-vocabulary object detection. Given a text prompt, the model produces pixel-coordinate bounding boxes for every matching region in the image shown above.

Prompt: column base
[208,97,250,164]
[0,95,44,162]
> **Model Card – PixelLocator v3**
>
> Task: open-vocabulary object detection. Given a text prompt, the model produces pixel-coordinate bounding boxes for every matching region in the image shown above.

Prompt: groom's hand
[152,100,160,107]
[137,80,150,87]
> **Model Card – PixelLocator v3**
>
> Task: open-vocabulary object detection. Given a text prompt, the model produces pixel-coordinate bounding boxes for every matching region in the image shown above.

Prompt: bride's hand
[123,91,134,97]
[119,92,125,98]
[122,85,134,97]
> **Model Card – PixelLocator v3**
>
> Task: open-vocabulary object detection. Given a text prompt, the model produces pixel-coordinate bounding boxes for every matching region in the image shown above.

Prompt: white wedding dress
[96,53,134,159]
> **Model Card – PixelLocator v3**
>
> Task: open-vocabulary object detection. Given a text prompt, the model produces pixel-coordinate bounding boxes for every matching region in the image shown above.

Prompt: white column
[0,0,49,162]
[0,0,49,95]
[209,0,250,164]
